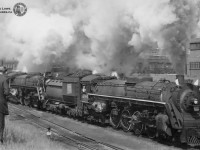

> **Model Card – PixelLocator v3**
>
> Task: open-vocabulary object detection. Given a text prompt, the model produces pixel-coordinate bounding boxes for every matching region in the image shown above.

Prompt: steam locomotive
[7,72,45,108]
[7,70,200,147]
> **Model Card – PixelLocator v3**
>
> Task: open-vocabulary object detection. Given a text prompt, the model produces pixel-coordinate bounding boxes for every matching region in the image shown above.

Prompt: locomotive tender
[7,70,200,146]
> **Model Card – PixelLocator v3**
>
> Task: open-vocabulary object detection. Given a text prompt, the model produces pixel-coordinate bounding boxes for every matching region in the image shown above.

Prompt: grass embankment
[0,117,73,150]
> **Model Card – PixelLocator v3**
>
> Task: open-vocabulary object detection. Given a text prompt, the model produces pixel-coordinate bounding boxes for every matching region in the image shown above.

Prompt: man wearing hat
[0,66,9,144]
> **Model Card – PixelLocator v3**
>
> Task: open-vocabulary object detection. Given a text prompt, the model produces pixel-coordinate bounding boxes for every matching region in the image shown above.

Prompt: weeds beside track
[9,103,124,150]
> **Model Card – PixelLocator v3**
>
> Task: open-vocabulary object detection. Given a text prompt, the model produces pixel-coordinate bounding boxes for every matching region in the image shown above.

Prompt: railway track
[8,103,124,150]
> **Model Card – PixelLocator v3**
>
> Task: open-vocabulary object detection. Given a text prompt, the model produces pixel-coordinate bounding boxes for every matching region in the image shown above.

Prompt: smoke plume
[1,0,200,74]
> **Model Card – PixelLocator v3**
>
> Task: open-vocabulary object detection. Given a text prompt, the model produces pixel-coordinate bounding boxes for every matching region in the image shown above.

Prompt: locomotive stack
[6,70,200,147]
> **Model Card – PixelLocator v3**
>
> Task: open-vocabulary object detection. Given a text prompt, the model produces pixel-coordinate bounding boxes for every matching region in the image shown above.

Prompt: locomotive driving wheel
[120,109,133,132]
[24,97,31,106]
[99,115,106,127]
[132,111,144,136]
[145,123,157,139]
[17,89,24,105]
[109,108,121,129]
[18,96,24,105]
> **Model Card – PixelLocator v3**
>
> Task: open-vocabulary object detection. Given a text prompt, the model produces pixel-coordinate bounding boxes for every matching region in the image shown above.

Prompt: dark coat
[0,74,9,115]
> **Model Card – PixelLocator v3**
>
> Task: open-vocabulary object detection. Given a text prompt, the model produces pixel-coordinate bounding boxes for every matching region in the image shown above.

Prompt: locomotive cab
[80,74,116,102]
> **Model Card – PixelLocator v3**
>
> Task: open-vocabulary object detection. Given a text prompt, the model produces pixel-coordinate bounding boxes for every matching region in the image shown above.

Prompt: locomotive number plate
[194,106,199,111]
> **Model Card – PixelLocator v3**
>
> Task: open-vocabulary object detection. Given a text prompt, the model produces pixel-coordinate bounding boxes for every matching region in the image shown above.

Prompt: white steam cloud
[1,0,200,74]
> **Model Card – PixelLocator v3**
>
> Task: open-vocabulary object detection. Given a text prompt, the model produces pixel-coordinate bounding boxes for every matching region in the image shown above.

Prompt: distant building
[147,48,174,74]
[136,47,174,74]
[187,38,200,77]
[0,59,18,71]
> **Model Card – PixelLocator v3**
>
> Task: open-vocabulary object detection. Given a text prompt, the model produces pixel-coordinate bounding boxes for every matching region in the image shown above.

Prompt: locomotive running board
[88,93,166,105]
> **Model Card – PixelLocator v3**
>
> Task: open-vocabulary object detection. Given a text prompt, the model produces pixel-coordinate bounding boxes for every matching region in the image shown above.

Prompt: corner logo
[13,3,27,16]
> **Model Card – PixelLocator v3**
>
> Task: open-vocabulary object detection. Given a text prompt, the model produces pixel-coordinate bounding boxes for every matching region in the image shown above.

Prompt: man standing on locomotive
[0,66,9,144]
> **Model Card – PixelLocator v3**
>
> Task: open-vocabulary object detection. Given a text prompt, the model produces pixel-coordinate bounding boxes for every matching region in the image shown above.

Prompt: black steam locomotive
[7,72,45,108]
[7,70,200,146]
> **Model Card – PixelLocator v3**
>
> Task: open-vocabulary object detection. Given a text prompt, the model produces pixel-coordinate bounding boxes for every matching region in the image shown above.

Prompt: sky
[0,0,200,74]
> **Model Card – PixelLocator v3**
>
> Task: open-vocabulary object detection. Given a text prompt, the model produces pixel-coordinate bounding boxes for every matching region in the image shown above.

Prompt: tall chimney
[176,74,185,86]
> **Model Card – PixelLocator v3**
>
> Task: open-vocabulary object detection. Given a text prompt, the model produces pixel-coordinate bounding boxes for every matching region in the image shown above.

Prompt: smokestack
[176,74,185,86]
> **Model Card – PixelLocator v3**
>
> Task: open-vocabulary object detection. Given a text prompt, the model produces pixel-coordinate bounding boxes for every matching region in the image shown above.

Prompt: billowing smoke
[157,0,200,74]
[1,0,200,74]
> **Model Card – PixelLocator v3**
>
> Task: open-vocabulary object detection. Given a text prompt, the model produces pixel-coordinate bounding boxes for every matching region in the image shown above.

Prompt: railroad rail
[8,103,124,150]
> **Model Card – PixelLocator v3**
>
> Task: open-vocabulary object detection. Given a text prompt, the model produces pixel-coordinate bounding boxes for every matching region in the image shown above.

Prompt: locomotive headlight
[92,101,107,113]
[194,99,198,104]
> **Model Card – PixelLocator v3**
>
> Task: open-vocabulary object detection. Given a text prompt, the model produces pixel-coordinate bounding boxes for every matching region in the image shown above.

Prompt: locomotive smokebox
[176,74,185,86]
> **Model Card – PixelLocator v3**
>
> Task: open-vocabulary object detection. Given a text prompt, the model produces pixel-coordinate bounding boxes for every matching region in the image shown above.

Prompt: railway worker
[155,112,172,138]
[46,127,52,139]
[0,66,9,144]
